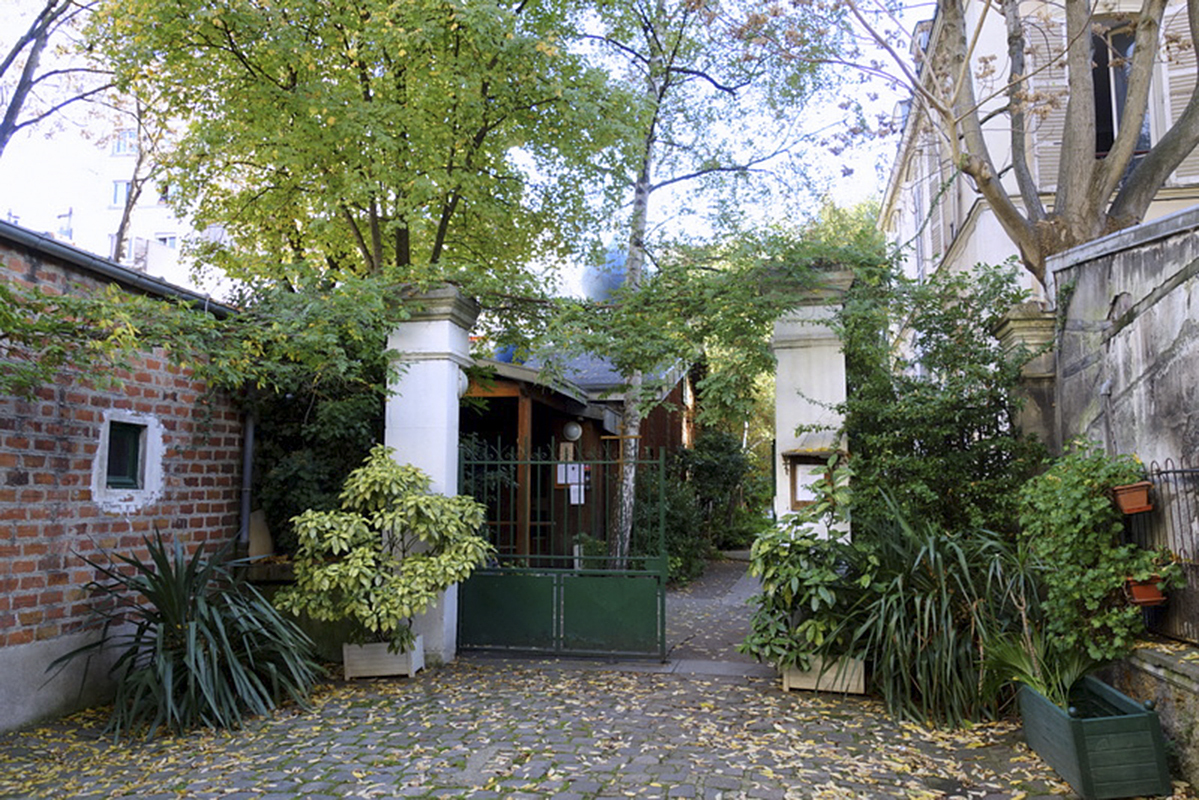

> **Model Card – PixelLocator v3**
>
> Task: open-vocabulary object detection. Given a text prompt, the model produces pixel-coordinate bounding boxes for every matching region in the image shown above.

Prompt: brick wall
[0,237,243,654]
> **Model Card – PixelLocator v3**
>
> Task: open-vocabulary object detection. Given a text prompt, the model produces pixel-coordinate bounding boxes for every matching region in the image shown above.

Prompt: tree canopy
[0,0,113,161]
[92,0,626,298]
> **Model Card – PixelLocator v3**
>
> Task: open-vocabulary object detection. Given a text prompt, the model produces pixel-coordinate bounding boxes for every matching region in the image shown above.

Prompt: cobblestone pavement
[0,559,1077,800]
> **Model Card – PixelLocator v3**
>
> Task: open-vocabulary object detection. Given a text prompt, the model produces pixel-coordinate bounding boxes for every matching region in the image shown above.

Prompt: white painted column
[385,286,479,664]
[771,272,853,535]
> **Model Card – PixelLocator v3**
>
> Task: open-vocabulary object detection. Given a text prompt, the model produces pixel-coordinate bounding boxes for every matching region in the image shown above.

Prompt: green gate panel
[459,572,556,650]
[561,575,660,654]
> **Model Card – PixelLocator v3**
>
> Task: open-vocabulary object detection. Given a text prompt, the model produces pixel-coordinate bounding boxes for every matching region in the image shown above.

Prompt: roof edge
[0,220,236,317]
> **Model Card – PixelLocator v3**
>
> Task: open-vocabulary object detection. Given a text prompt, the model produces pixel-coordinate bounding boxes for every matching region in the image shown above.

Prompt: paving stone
[0,560,1079,800]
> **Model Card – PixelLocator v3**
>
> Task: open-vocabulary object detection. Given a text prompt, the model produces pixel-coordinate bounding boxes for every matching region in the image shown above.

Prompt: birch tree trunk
[614,1,664,570]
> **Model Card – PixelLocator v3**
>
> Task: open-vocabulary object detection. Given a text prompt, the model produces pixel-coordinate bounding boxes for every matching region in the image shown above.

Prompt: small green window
[106,421,146,489]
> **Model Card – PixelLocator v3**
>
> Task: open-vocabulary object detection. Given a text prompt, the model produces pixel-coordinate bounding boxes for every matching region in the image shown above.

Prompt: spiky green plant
[986,629,1103,709]
[838,505,1038,728]
[51,531,323,741]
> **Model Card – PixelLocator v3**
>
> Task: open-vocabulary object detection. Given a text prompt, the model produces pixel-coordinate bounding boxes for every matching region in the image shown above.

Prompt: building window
[155,233,177,249]
[105,421,146,489]
[112,128,138,156]
[1093,25,1152,157]
[112,180,131,208]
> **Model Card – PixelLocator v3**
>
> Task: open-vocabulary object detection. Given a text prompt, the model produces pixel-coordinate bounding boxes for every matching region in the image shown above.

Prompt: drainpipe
[238,413,256,546]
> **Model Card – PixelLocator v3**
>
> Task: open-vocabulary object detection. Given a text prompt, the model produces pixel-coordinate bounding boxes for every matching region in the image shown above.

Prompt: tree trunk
[615,134,654,569]
[614,1,665,570]
[112,147,149,264]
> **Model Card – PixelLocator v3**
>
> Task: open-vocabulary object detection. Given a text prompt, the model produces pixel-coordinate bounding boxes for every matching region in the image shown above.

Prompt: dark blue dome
[581,249,627,301]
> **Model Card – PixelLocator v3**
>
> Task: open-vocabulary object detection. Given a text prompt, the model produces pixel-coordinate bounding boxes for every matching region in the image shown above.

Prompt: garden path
[0,558,1087,798]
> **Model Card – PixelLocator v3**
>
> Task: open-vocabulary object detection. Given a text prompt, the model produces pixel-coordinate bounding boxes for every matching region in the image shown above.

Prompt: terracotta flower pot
[1112,481,1153,514]
[1125,576,1167,607]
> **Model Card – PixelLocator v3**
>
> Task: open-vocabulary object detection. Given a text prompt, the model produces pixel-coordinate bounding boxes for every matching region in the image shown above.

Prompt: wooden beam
[465,379,521,398]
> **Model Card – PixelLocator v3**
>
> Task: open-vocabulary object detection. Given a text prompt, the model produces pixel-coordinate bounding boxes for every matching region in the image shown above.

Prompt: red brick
[35,624,61,641]
[6,630,35,646]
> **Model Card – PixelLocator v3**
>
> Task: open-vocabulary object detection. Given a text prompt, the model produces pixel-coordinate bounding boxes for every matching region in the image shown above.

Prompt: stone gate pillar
[992,302,1058,453]
[771,272,853,535]
[385,286,480,663]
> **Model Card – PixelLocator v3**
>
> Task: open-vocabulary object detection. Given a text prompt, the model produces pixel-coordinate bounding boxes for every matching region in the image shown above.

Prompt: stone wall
[1051,206,1199,462]
[1050,207,1199,788]
[0,231,243,732]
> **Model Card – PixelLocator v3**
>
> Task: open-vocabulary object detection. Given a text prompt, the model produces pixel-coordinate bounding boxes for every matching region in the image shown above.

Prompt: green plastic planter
[1018,676,1172,800]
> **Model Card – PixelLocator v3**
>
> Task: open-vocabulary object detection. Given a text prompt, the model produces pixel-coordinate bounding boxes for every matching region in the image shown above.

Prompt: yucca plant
[50,530,323,741]
[837,504,1037,728]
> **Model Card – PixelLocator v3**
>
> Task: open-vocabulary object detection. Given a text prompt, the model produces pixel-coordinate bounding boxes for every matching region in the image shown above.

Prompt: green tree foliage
[0,271,405,402]
[554,0,835,564]
[676,430,768,550]
[838,260,1046,533]
[92,0,622,296]
[631,464,705,584]
[0,279,143,399]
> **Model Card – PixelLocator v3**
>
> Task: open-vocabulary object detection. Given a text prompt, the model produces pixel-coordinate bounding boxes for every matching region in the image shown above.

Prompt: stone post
[385,286,480,663]
[992,302,1058,453]
[771,272,853,535]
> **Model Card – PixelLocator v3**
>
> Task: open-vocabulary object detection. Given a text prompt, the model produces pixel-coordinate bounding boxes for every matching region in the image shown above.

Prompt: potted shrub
[1124,574,1169,607]
[275,445,492,678]
[740,458,868,694]
[1018,441,1181,662]
[989,632,1172,800]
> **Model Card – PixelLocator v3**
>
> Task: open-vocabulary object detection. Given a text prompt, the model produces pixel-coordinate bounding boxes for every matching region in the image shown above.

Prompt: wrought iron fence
[458,442,668,566]
[1127,458,1199,645]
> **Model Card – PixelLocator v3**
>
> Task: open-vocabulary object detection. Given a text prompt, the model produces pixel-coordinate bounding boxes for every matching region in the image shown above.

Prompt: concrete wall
[1051,206,1199,462]
[0,236,243,732]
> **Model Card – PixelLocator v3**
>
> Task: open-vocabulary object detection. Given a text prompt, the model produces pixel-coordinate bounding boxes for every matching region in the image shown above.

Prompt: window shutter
[926,140,943,258]
[1161,3,1199,184]
[1028,15,1069,190]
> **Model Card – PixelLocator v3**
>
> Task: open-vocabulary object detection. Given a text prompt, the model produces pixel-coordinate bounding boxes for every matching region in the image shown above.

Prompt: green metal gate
[457,451,668,659]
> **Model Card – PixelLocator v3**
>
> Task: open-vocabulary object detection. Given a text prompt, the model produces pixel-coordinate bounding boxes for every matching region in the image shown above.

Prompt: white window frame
[92,410,166,513]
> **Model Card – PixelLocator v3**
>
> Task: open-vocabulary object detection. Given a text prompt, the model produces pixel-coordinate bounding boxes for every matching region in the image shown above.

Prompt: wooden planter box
[343,635,425,679]
[1019,676,1171,799]
[781,656,865,694]
[1112,481,1153,514]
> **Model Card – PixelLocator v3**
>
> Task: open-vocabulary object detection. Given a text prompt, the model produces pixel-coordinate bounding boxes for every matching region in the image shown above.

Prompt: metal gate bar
[458,555,667,659]
[457,451,668,659]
